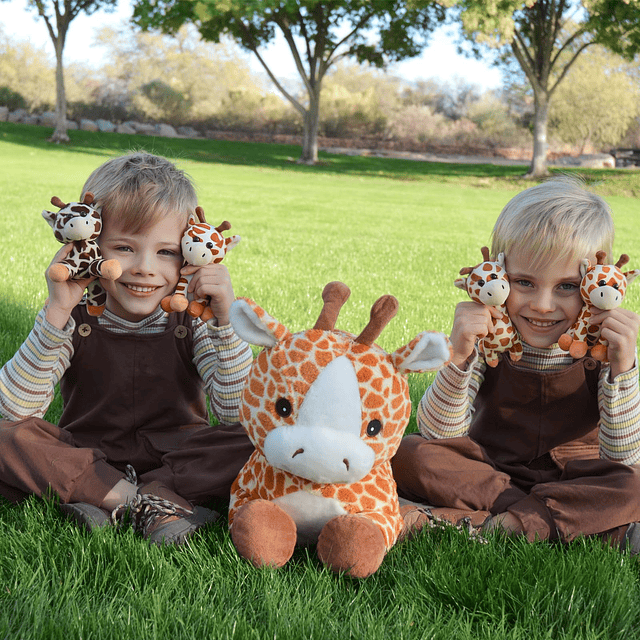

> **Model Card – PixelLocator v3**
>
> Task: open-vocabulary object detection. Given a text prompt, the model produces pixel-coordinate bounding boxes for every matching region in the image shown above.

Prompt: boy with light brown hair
[392,178,640,551]
[0,152,255,544]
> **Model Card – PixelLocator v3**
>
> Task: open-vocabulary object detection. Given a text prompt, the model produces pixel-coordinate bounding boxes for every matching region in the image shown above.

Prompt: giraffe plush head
[559,251,640,360]
[227,282,451,578]
[42,193,122,316]
[161,206,240,321]
[455,247,522,367]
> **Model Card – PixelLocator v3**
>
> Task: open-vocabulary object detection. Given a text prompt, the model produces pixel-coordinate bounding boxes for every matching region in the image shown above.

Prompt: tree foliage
[132,0,447,162]
[95,23,292,127]
[549,46,640,152]
[438,0,640,177]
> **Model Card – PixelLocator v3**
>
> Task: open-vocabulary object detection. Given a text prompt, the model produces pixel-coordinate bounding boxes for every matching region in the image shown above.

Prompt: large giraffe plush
[161,206,240,322]
[558,251,639,361]
[455,246,522,367]
[42,193,122,316]
[227,282,451,578]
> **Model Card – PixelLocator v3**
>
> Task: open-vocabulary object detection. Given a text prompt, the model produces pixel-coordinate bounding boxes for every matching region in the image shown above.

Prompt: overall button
[583,357,597,370]
[78,323,92,337]
[174,325,188,339]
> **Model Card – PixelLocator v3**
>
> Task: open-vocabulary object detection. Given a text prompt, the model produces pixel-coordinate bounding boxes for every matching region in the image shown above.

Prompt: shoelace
[409,506,489,545]
[111,493,194,537]
[110,464,193,537]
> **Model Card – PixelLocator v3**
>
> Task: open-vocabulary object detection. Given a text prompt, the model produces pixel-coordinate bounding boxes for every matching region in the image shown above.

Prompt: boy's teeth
[126,284,156,292]
[527,318,557,327]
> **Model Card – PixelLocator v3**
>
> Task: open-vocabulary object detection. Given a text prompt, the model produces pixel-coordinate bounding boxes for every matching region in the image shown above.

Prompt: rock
[22,114,40,125]
[177,125,199,138]
[96,119,116,133]
[0,106,7,121]
[577,153,615,169]
[116,122,137,134]
[155,123,178,137]
[80,119,99,132]
[67,120,79,130]
[39,111,57,127]
[135,123,156,135]
[8,109,28,123]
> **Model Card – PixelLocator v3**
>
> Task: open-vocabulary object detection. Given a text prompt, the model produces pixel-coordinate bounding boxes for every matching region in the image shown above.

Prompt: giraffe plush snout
[589,285,622,310]
[477,277,510,306]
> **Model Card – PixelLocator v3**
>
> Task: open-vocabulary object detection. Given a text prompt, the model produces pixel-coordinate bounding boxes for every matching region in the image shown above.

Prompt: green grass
[2,122,640,639]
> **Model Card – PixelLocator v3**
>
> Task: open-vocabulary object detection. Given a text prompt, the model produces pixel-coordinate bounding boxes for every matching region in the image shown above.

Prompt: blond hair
[490,177,614,269]
[81,152,197,233]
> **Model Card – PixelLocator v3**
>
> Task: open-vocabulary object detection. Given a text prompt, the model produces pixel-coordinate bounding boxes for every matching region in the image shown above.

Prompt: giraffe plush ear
[391,331,452,373]
[229,298,292,347]
[579,258,591,279]
[454,277,468,291]
[624,269,640,286]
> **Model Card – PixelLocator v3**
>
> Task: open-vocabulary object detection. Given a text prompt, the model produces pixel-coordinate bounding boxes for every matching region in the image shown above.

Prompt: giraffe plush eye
[613,283,620,290]
[489,273,498,280]
[478,279,485,287]
[366,419,382,437]
[275,398,293,418]
[193,236,202,243]
[598,279,606,286]
[206,242,214,249]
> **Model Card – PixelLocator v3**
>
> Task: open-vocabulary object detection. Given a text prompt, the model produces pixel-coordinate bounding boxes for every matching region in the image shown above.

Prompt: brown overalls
[392,355,640,542]
[0,306,254,508]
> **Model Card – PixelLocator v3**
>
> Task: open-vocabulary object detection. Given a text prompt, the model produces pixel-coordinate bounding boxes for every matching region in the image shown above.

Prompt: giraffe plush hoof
[47,264,71,282]
[590,344,608,361]
[231,500,297,569]
[317,515,386,579]
[169,295,189,313]
[101,259,122,281]
[86,305,105,317]
[160,297,173,313]
[569,341,588,359]
[187,300,206,318]
[557,334,572,351]
[200,308,214,323]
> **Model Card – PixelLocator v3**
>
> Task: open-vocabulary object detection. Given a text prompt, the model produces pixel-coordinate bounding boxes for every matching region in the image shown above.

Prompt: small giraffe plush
[558,251,639,361]
[161,206,240,322]
[227,282,451,578]
[42,193,121,316]
[455,246,522,367]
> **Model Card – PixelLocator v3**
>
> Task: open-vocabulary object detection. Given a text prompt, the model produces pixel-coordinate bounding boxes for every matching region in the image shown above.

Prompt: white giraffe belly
[274,491,347,546]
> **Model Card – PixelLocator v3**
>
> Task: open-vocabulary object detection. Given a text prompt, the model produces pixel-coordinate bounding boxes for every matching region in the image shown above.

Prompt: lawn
[1,122,640,639]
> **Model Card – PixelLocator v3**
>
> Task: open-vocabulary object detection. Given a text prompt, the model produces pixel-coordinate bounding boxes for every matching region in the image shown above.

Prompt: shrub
[0,86,27,110]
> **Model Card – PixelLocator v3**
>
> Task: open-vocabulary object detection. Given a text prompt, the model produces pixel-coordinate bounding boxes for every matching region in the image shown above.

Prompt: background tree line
[1,1,640,171]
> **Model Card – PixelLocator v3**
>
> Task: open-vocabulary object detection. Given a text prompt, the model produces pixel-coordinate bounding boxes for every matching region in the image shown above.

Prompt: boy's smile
[98,216,184,322]
[505,252,586,349]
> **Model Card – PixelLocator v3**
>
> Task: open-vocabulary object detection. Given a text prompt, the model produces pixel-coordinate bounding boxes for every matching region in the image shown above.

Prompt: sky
[1,0,503,90]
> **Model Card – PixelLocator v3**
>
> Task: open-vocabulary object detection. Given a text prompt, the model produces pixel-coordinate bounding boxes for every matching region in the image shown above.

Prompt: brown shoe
[111,481,219,546]
[60,502,111,532]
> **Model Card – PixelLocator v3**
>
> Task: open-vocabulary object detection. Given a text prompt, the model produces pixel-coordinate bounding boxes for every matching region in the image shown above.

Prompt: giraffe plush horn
[616,254,630,269]
[355,295,399,346]
[314,281,351,330]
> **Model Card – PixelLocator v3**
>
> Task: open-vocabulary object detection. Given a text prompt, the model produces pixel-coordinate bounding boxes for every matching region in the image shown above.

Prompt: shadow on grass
[3,121,639,196]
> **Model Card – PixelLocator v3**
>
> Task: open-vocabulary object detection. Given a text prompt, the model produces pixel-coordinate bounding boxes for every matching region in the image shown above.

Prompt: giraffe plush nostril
[292,448,304,458]
[343,458,350,470]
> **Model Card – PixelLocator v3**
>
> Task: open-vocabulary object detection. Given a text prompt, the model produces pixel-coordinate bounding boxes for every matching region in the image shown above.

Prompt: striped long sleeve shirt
[417,342,640,466]
[0,306,253,425]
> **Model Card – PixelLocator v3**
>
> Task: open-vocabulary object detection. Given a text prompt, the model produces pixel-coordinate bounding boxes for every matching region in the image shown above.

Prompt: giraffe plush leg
[569,341,588,359]
[230,500,297,569]
[47,262,73,282]
[591,343,608,361]
[317,514,386,579]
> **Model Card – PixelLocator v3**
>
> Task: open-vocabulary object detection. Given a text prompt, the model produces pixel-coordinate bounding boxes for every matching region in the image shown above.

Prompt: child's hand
[183,263,235,326]
[449,301,499,369]
[45,244,96,329]
[590,307,640,378]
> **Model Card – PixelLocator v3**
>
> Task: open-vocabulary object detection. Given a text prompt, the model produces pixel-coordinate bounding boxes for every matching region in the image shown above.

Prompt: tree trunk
[50,37,69,144]
[527,91,550,178]
[299,85,321,164]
